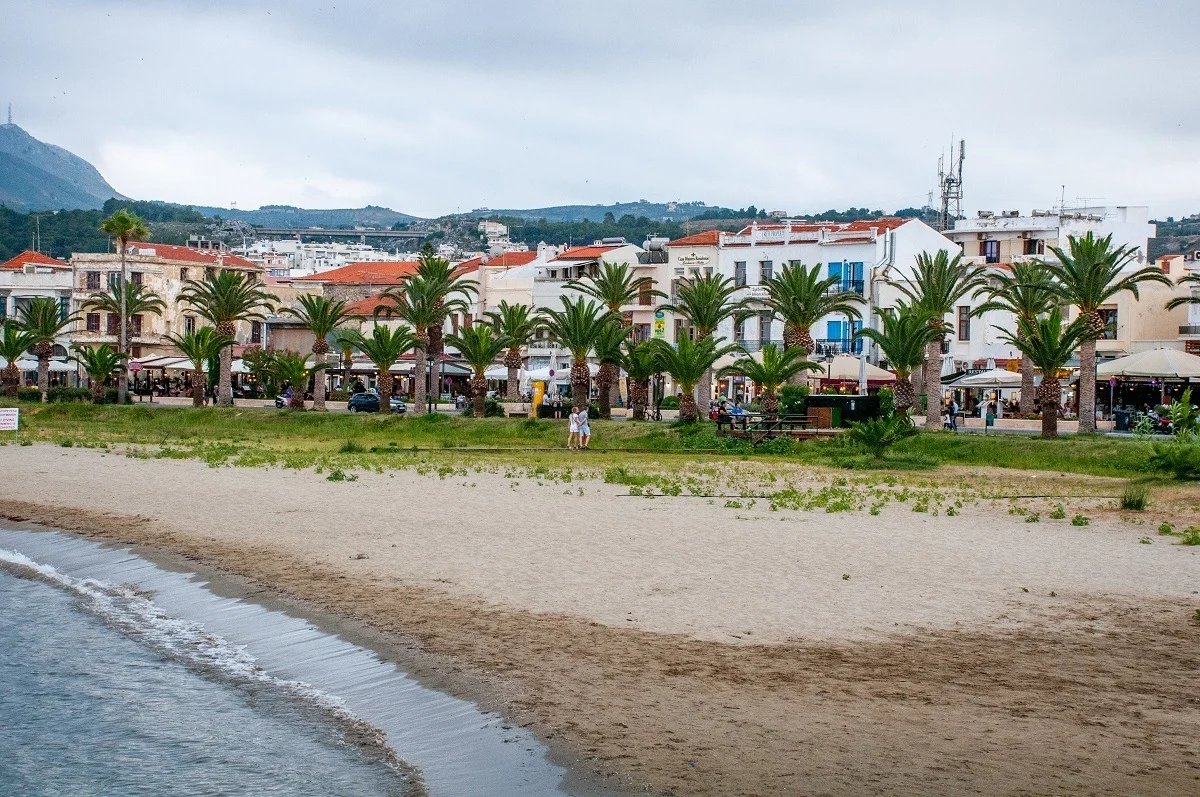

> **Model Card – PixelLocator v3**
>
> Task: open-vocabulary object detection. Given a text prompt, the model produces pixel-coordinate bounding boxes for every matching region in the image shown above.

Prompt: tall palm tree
[266,351,317,411]
[620,338,660,421]
[280,294,357,411]
[99,209,150,404]
[718,344,822,418]
[18,297,76,401]
[0,321,37,396]
[376,279,442,414]
[971,261,1057,411]
[652,334,739,422]
[995,308,1089,439]
[165,327,236,407]
[485,301,537,401]
[537,296,619,411]
[567,260,664,317]
[658,272,754,416]
[1166,272,1200,308]
[82,280,165,402]
[179,270,275,406]
[69,344,127,404]
[592,320,629,419]
[891,250,988,429]
[339,323,418,415]
[446,322,509,417]
[762,262,864,381]
[1044,232,1171,433]
[854,305,947,416]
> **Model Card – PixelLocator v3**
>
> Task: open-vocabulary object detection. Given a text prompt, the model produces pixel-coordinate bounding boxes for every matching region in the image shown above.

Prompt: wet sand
[1,446,1198,795]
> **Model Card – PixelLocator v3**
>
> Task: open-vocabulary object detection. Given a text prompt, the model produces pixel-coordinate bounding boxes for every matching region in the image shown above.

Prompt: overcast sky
[3,1,1197,218]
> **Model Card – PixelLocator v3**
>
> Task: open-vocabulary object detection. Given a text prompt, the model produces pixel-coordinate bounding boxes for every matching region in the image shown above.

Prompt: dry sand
[2,445,1199,795]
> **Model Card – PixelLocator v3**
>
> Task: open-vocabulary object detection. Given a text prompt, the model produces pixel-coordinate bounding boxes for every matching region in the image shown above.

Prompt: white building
[946,205,1155,268]
[235,239,410,279]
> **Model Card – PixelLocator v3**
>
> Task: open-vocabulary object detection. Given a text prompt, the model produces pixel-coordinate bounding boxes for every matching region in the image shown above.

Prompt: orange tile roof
[1,249,69,270]
[123,243,260,269]
[667,231,721,247]
[482,251,538,267]
[343,293,398,316]
[296,260,419,284]
[551,245,620,261]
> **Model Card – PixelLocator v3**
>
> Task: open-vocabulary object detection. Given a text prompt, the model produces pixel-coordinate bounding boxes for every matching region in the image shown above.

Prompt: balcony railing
[814,337,863,356]
[828,279,864,296]
[1180,325,1200,336]
[734,339,785,353]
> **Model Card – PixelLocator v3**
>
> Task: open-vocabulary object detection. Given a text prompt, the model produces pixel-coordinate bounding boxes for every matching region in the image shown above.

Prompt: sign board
[128,361,144,373]
[653,310,666,339]
[677,252,711,267]
[0,408,18,432]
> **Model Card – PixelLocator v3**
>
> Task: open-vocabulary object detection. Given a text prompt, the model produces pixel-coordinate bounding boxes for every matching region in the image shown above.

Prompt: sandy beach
[2,445,1198,795]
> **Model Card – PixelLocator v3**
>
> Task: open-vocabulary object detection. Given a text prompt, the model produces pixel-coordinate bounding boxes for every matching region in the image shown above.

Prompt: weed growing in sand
[339,439,365,454]
[1179,526,1200,546]
[1049,505,1067,520]
[1139,536,1152,544]
[1158,522,1174,535]
[1192,609,1200,624]
[326,469,358,482]
[1071,515,1090,526]
[1120,482,1150,511]
[1024,513,1041,523]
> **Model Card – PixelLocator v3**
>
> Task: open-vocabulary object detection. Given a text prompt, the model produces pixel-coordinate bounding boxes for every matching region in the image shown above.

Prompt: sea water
[0,528,588,797]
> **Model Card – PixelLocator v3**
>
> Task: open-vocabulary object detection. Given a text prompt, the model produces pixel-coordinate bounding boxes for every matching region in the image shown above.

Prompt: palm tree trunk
[412,346,427,414]
[192,370,206,407]
[1,365,18,397]
[312,349,327,411]
[923,338,942,430]
[428,324,444,414]
[761,389,779,418]
[596,363,616,419]
[1078,339,1096,433]
[630,378,648,420]
[37,356,49,402]
[785,324,814,386]
[894,374,916,416]
[91,377,105,405]
[697,367,713,418]
[472,374,486,417]
[218,343,234,406]
[1040,378,1060,439]
[378,370,393,415]
[570,358,590,414]
[117,246,128,405]
[505,348,521,401]
[1020,356,1035,415]
[679,391,698,422]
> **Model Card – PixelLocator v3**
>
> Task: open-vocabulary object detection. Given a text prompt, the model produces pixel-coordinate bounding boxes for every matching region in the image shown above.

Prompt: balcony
[734,339,785,353]
[814,337,863,356]
[1180,325,1200,336]
[828,279,864,296]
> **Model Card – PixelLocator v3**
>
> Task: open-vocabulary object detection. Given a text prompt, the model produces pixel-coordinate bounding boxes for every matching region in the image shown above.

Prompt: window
[106,313,120,335]
[982,240,1000,264]
[131,272,143,287]
[634,323,651,342]
[250,321,262,344]
[1097,307,1118,340]
[85,271,101,290]
[758,312,772,344]
[450,314,460,334]
[184,315,197,334]
[548,269,559,280]
[108,272,122,289]
[86,312,101,333]
[131,345,142,358]
[205,267,215,280]
[179,268,190,281]
[734,261,747,287]
[851,320,864,354]
[759,260,773,282]
[957,306,971,341]
[638,283,653,306]
[734,319,747,343]
[1023,238,1044,256]
[828,261,843,281]
[131,314,143,336]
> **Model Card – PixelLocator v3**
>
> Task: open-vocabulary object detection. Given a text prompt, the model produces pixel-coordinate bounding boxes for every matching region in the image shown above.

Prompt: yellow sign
[653,310,666,339]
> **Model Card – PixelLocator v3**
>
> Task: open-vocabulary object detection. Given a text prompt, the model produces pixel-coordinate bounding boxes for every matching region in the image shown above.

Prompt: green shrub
[339,439,364,453]
[876,386,895,418]
[1071,514,1090,526]
[845,415,918,459]
[328,390,350,402]
[1120,481,1149,511]
[1158,522,1174,535]
[1144,439,1200,481]
[660,395,680,410]
[17,387,40,401]
[779,384,808,417]
[461,397,506,418]
[46,387,92,404]
[1180,526,1200,546]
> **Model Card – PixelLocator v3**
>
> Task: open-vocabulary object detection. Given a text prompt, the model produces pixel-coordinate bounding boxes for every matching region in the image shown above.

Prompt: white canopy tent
[954,368,1022,389]
[1097,348,1200,380]
[821,354,896,384]
[0,356,74,373]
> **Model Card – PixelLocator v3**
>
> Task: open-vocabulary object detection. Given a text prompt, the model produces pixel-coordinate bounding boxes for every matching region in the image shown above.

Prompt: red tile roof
[667,231,721,247]
[123,243,260,269]
[551,245,620,261]
[296,260,419,284]
[482,251,538,267]
[1,250,69,270]
[343,294,398,316]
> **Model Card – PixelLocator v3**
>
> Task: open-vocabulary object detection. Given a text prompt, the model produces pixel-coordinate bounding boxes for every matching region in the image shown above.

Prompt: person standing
[553,392,563,419]
[567,406,580,449]
[949,397,959,431]
[578,407,591,449]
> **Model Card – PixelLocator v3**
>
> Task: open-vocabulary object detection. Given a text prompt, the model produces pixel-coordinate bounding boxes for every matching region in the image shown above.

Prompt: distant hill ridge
[0,123,124,212]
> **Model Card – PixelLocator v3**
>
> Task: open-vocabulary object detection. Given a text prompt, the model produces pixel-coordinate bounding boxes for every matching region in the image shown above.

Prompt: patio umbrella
[822,354,895,383]
[954,368,1022,388]
[1096,348,1200,380]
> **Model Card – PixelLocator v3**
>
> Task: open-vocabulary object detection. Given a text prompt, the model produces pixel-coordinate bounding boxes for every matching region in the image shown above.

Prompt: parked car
[347,392,407,413]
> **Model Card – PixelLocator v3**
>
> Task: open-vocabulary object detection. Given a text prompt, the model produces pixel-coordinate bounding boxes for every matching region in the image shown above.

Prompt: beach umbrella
[1096,348,1200,380]
[822,354,896,383]
[954,368,1022,388]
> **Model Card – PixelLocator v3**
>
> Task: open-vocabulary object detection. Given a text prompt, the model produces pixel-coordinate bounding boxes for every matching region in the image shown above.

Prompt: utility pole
[936,138,965,231]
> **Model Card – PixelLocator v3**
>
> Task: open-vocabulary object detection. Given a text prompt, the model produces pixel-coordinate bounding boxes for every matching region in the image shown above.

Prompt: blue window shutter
[827,320,844,339]
[59,296,69,321]
[828,262,843,280]
[849,262,864,281]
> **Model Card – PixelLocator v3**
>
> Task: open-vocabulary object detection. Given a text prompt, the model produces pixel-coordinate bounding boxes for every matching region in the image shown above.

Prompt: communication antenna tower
[937,138,965,231]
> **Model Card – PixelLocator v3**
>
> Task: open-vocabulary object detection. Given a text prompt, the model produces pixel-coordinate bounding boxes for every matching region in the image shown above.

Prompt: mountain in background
[466,200,722,223]
[0,123,124,212]
[192,204,420,228]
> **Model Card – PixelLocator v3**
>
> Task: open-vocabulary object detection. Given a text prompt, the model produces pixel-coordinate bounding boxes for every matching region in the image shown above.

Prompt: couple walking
[566,406,591,450]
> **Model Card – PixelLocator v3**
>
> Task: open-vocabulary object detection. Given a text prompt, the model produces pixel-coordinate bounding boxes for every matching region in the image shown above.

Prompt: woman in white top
[567,406,581,449]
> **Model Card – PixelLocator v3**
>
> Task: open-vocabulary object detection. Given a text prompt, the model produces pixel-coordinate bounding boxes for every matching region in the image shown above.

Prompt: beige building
[70,243,266,359]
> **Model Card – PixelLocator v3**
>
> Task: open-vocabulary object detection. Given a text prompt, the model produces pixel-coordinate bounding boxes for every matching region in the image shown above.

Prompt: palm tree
[99,209,150,404]
[995,308,1089,439]
[18,297,76,401]
[620,338,661,421]
[854,305,948,416]
[718,344,822,417]
[538,296,619,411]
[179,270,275,406]
[266,350,317,411]
[446,322,509,417]
[971,261,1057,411]
[762,263,864,381]
[1044,232,1172,433]
[280,294,357,412]
[891,250,988,429]
[339,323,418,414]
[82,280,165,401]
[658,272,754,416]
[567,260,664,316]
[1166,272,1200,309]
[485,301,537,401]
[592,320,629,419]
[376,280,442,414]
[652,334,739,422]
[165,327,236,407]
[69,344,127,404]
[0,321,37,396]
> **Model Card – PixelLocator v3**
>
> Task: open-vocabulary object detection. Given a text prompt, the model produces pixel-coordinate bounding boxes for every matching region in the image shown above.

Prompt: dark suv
[347,392,407,413]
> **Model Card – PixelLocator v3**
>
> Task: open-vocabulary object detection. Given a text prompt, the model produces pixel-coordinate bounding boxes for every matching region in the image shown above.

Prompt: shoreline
[2,446,1199,795]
